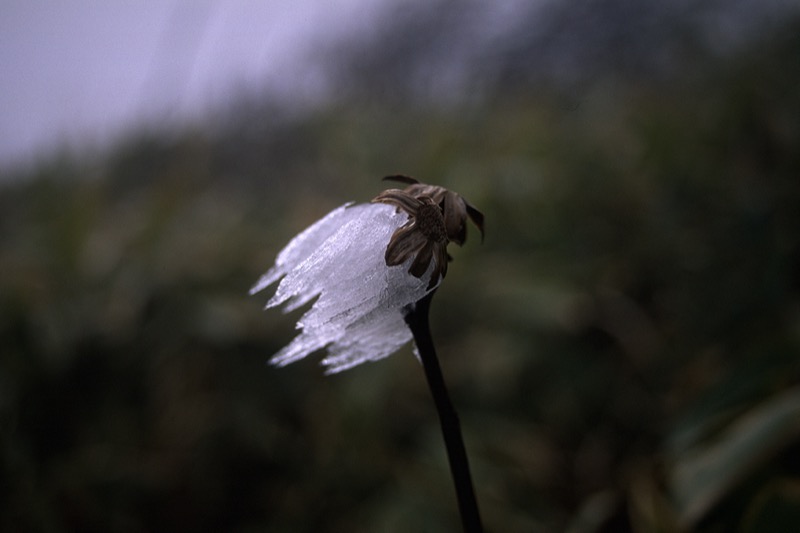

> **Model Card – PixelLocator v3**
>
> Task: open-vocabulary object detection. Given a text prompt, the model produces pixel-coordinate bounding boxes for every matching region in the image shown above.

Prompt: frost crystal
[250,202,438,373]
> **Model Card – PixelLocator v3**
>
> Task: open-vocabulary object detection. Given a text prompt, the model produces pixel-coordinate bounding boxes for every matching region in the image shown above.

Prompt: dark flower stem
[404,290,484,533]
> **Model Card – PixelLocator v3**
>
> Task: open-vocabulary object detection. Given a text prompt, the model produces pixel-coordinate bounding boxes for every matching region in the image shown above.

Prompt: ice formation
[250,202,439,373]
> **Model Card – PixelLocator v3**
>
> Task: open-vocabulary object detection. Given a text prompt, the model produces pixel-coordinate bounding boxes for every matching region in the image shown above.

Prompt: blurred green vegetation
[2,8,800,533]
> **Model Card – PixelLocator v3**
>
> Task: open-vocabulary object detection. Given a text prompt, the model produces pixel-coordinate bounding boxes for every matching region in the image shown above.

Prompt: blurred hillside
[2,2,800,532]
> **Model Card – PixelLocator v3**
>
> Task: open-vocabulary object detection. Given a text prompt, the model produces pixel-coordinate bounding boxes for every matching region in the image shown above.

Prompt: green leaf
[669,387,800,527]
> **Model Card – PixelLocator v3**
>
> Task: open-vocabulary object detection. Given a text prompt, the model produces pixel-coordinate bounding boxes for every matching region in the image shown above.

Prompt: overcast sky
[0,0,391,171]
[3,0,794,173]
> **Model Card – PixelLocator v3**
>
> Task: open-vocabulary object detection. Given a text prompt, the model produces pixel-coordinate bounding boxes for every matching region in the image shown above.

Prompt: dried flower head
[250,177,484,373]
[373,175,485,289]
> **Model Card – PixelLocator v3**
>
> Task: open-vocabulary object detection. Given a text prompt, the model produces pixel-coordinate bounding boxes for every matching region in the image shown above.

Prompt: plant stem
[404,290,484,533]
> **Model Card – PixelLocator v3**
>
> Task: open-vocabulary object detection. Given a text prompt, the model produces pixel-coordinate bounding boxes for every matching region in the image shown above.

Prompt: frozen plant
[250,175,483,373]
[251,175,486,532]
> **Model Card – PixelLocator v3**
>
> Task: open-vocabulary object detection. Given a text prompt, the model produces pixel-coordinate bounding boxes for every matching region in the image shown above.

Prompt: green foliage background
[2,6,800,532]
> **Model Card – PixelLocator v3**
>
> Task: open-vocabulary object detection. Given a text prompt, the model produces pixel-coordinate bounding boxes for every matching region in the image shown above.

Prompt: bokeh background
[3,1,800,531]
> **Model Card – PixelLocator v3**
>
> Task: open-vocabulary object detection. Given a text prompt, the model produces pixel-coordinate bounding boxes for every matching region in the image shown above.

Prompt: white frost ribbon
[250,202,438,373]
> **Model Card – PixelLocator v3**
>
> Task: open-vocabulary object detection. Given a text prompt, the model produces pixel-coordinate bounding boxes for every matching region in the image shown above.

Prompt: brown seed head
[415,198,448,243]
[383,175,485,245]
[372,176,484,289]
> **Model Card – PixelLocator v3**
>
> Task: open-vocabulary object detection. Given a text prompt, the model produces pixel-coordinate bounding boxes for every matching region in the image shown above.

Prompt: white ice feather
[249,202,354,297]
[251,202,438,373]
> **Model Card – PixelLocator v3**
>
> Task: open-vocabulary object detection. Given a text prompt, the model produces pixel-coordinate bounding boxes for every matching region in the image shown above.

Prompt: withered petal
[443,192,468,245]
[382,175,420,186]
[409,184,447,204]
[385,224,427,266]
[372,189,421,215]
[409,242,434,278]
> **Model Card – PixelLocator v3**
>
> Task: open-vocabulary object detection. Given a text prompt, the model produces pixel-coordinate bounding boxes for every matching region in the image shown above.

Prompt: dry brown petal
[373,188,421,214]
[385,223,428,266]
[409,242,434,278]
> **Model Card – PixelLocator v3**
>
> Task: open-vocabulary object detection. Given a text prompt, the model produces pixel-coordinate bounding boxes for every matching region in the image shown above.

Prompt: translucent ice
[250,202,439,373]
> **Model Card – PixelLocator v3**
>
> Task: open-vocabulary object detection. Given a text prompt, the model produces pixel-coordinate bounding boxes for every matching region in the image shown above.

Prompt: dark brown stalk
[404,290,484,533]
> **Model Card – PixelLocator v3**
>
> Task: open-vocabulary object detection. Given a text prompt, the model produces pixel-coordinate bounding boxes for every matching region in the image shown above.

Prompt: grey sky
[0,0,388,170]
[2,0,794,173]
